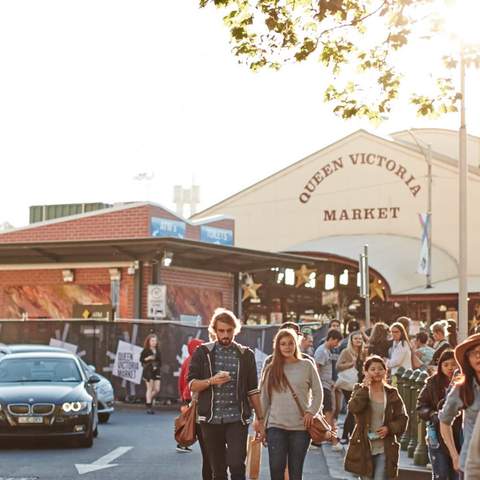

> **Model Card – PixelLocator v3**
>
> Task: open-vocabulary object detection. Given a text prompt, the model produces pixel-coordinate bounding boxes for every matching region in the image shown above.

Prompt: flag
[417,213,431,275]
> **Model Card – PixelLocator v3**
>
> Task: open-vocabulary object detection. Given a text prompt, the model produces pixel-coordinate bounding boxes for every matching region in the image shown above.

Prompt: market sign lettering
[323,207,400,221]
[299,153,422,204]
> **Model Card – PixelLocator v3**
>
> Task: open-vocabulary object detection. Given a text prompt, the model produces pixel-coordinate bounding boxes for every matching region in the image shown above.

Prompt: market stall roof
[286,234,462,296]
[0,237,327,273]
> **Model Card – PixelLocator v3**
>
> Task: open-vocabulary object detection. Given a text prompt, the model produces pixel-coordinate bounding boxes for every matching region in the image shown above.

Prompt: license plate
[17,416,44,424]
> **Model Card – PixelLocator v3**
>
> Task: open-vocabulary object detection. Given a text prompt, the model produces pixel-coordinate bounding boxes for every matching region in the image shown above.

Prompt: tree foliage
[199,0,480,121]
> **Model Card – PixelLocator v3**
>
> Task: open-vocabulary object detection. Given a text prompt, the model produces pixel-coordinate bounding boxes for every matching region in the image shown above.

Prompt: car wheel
[79,427,94,448]
[98,413,110,424]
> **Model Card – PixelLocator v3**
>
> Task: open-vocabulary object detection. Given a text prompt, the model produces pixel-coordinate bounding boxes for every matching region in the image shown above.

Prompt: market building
[192,129,480,328]
[0,202,325,324]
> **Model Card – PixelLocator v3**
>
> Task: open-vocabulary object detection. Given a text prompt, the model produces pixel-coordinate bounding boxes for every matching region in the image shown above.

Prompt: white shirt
[387,340,412,375]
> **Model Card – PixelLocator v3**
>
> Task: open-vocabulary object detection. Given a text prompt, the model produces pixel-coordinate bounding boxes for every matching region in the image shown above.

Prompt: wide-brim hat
[454,333,480,374]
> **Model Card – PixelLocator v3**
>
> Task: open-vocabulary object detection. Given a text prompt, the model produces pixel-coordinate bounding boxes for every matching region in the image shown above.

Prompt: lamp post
[458,46,468,341]
[407,130,433,289]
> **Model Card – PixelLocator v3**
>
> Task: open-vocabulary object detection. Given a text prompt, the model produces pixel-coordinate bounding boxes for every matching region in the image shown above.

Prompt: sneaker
[331,443,343,452]
[176,445,192,453]
[339,438,349,445]
[146,409,155,415]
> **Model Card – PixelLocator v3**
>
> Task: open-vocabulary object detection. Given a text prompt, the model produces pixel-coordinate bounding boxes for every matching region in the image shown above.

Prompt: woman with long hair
[368,322,391,359]
[417,350,461,480]
[140,333,162,414]
[440,333,480,477]
[336,331,366,443]
[260,328,323,480]
[387,322,412,375]
[344,356,408,480]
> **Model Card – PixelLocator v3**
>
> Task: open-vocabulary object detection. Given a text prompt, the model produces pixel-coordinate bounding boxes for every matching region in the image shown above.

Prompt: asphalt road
[0,405,336,480]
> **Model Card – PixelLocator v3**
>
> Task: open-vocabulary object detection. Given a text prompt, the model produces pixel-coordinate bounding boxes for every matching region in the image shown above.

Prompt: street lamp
[440,0,479,340]
[407,130,433,289]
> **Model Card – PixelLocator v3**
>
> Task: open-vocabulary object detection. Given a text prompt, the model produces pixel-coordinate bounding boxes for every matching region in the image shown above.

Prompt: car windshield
[0,357,82,383]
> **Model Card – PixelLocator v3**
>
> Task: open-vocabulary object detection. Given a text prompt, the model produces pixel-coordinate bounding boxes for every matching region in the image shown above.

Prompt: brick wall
[0,205,151,243]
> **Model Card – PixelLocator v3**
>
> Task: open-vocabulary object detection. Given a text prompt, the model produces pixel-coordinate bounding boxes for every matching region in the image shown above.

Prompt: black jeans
[266,427,311,480]
[200,421,248,480]
[197,424,213,480]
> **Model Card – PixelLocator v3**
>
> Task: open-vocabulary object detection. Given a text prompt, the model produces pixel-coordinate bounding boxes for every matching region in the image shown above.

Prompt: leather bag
[284,377,335,444]
[174,399,197,447]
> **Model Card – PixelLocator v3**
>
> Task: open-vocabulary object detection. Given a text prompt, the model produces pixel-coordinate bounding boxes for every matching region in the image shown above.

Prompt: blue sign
[200,226,234,246]
[151,217,186,239]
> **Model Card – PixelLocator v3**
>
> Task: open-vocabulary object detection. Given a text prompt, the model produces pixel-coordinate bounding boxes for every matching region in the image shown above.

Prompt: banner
[417,213,431,275]
[112,340,143,385]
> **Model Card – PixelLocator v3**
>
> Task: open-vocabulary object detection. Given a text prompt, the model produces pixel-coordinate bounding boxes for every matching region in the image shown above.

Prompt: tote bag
[335,367,358,391]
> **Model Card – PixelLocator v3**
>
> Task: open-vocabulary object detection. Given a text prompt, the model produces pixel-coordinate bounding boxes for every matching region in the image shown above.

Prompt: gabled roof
[192,128,480,220]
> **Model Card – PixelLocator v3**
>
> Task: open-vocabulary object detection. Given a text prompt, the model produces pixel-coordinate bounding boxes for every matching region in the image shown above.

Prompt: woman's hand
[376,426,389,439]
[362,372,372,388]
[303,412,314,429]
[146,355,155,362]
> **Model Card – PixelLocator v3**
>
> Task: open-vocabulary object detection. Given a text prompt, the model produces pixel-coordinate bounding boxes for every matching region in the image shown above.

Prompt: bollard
[400,369,413,451]
[407,369,422,457]
[394,367,405,395]
[414,371,429,466]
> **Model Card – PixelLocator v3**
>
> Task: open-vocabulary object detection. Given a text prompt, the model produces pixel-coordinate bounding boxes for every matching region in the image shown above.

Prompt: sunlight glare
[443,0,480,44]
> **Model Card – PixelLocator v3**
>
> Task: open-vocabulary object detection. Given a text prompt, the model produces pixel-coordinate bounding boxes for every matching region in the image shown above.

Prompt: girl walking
[387,322,412,375]
[439,333,480,478]
[344,355,408,480]
[417,349,461,480]
[336,332,366,443]
[260,328,324,480]
[140,333,162,414]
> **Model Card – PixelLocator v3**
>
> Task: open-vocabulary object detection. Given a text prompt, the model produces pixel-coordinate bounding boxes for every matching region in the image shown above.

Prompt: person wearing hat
[439,333,480,476]
[465,410,480,479]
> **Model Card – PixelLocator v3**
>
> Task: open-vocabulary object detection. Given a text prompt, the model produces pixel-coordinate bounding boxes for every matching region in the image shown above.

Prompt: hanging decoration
[242,274,262,302]
[370,277,385,301]
[295,265,316,288]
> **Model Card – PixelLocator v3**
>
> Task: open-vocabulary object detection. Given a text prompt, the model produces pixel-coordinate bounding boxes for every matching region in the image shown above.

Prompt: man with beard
[188,308,264,480]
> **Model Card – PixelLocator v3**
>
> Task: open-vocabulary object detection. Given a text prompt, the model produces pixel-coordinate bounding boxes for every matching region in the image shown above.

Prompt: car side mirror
[88,374,101,384]
[88,364,96,372]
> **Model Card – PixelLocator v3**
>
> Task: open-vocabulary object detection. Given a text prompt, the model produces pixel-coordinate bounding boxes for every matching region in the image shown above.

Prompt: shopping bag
[246,434,262,479]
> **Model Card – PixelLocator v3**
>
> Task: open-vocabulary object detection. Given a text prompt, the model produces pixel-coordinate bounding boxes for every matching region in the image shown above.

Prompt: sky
[0,1,479,227]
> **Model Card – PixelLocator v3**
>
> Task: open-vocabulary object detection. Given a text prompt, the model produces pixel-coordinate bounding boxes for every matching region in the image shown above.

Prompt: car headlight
[62,401,90,413]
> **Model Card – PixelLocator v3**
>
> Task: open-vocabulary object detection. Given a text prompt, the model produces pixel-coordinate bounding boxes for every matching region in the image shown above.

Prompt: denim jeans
[361,453,387,480]
[200,421,248,480]
[428,444,459,480]
[266,427,311,480]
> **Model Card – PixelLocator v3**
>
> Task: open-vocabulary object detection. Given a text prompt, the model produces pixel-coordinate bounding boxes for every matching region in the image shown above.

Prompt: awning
[0,237,327,273]
[286,234,462,296]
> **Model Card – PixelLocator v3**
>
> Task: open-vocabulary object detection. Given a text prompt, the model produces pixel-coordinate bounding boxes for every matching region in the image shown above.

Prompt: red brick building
[0,202,318,323]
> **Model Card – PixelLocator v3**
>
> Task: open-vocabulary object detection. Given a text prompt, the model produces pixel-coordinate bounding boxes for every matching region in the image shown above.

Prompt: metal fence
[0,319,327,402]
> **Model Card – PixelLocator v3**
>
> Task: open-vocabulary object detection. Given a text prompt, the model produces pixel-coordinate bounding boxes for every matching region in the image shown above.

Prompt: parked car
[0,352,99,447]
[0,345,114,423]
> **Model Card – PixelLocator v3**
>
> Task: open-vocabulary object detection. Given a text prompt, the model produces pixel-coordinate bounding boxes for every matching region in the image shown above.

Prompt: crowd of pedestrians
[140,308,480,480]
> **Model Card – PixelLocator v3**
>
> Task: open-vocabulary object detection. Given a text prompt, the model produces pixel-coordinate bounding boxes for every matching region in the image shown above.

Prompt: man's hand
[452,452,460,472]
[210,372,231,386]
[253,418,265,442]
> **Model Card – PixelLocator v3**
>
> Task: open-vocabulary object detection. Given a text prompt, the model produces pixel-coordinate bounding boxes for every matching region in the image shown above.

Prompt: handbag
[335,367,358,391]
[174,399,197,447]
[284,377,335,444]
[246,434,262,479]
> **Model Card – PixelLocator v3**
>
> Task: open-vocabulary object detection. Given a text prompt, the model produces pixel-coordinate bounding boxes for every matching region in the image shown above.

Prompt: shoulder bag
[174,399,197,447]
[284,376,335,444]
